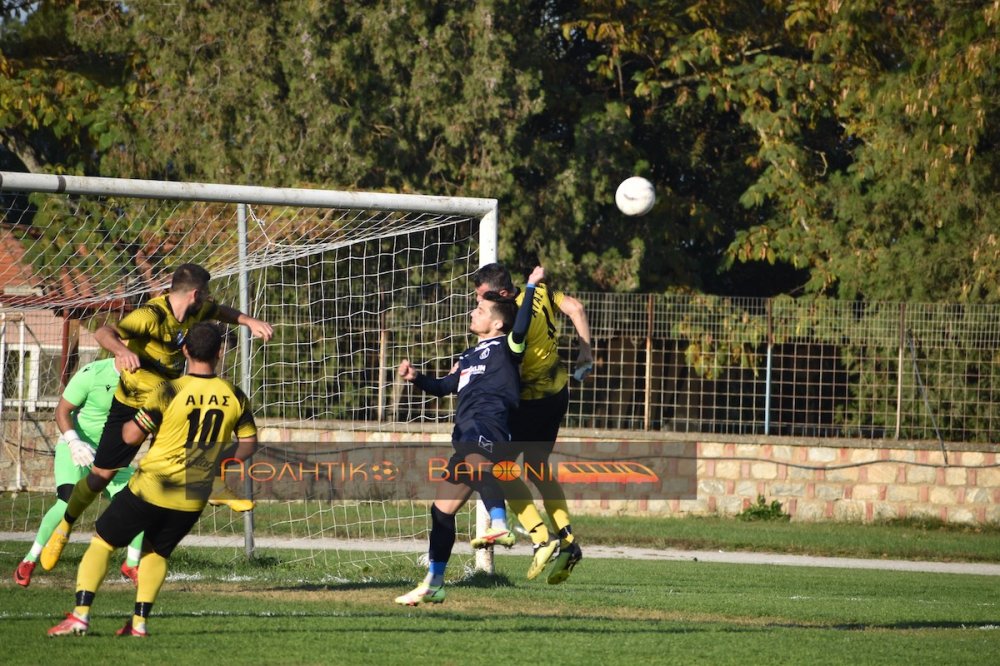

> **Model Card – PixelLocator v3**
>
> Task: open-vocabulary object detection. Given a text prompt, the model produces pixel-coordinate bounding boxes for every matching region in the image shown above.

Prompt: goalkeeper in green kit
[14,357,144,588]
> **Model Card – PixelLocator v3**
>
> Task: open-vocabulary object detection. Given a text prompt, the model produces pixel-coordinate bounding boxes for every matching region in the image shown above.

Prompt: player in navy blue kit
[394,266,544,606]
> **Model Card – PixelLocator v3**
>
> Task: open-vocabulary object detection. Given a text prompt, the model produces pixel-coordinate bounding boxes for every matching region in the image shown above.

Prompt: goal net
[0,171,496,577]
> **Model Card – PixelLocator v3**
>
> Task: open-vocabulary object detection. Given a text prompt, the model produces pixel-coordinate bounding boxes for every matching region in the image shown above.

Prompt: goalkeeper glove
[572,362,593,382]
[64,429,95,467]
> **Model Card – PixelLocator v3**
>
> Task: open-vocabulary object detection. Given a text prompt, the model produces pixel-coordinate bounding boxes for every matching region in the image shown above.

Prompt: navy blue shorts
[443,421,514,484]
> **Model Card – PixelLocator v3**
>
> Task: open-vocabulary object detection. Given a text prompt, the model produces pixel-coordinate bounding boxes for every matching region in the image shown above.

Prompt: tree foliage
[566,0,1000,301]
[2,1,1000,300]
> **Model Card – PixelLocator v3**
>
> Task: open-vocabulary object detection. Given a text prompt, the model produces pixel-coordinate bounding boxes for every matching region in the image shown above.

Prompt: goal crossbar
[0,171,498,217]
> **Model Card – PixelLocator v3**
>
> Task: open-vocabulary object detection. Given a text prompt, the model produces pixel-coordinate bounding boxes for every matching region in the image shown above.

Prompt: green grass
[2,542,999,665]
[571,514,1000,563]
[4,491,1000,664]
[6,491,1000,563]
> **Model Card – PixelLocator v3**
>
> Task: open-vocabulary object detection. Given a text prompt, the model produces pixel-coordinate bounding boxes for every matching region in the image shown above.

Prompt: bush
[737,496,791,522]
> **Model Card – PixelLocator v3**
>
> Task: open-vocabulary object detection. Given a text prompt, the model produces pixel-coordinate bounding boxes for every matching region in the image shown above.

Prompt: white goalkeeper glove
[64,429,95,467]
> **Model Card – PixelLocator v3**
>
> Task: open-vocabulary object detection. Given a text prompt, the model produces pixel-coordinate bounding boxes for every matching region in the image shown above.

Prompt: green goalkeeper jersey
[61,357,121,447]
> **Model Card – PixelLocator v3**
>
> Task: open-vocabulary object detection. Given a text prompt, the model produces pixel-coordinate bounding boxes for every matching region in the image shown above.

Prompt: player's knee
[522,452,550,471]
[431,503,457,527]
[532,477,562,494]
[56,484,75,503]
[87,469,114,490]
[91,535,116,552]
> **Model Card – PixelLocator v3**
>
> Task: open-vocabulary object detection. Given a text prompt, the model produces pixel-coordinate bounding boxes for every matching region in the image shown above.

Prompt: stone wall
[686,440,997,524]
[3,417,997,525]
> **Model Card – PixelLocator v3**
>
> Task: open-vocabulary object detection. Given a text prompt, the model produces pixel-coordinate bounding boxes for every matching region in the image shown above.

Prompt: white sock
[126,545,142,566]
[27,542,43,560]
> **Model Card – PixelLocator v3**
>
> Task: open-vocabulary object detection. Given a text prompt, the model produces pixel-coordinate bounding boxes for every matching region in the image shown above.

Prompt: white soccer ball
[615,176,656,216]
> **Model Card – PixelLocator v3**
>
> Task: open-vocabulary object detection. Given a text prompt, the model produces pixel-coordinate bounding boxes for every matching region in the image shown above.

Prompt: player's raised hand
[528,265,544,285]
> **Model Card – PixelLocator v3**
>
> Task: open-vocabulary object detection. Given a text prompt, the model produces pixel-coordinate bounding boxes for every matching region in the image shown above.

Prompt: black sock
[428,505,456,564]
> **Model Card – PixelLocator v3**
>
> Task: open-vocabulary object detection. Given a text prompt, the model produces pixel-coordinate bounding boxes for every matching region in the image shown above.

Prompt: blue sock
[488,505,508,530]
[428,560,447,586]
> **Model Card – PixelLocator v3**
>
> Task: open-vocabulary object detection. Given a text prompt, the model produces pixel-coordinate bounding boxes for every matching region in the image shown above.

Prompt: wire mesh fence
[561,295,1000,444]
[5,293,1000,446]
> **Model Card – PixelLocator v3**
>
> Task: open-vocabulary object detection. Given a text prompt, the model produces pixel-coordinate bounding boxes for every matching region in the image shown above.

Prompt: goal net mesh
[0,179,487,576]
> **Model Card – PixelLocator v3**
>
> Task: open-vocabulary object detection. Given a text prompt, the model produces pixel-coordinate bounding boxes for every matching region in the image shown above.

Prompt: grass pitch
[2,539,999,665]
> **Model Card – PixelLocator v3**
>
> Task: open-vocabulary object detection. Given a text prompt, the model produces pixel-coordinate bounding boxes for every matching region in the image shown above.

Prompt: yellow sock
[137,551,169,605]
[507,499,550,545]
[76,537,114,597]
[66,477,100,522]
[548,505,574,544]
[536,479,573,545]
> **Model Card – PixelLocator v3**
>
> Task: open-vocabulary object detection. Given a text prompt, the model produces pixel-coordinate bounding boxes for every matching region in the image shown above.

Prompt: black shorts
[93,397,141,470]
[95,486,202,558]
[510,385,569,463]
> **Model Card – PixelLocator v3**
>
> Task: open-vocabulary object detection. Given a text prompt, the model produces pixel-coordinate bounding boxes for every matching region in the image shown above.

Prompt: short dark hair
[474,262,514,293]
[171,263,211,292]
[481,292,517,333]
[183,322,224,362]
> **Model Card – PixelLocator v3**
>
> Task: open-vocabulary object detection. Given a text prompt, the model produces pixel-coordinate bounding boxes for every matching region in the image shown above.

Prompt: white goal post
[0,170,499,574]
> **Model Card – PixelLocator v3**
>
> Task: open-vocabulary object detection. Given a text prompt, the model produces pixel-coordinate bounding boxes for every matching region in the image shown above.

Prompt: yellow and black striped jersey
[515,283,569,400]
[113,294,220,407]
[128,373,256,511]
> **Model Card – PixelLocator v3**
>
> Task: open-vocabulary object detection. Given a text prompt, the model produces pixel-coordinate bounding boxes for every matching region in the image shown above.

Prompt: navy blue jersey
[414,334,524,445]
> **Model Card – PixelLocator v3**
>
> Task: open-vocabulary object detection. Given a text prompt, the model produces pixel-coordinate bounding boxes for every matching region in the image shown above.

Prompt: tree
[6,1,1000,300]
[565,0,1000,301]
[0,1,143,175]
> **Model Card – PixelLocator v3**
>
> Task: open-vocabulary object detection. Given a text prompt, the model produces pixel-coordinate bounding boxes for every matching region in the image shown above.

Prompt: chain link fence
[4,294,999,446]
[560,295,1000,444]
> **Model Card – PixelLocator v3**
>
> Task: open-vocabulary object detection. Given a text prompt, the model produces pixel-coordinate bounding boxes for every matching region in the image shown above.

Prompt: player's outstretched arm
[559,294,594,371]
[215,304,274,342]
[401,358,459,396]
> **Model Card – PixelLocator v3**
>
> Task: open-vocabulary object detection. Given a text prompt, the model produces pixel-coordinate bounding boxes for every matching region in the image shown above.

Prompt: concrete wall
[3,417,997,525]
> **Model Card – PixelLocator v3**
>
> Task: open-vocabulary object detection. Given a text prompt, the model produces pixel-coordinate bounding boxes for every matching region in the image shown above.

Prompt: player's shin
[538,482,574,545]
[65,476,101,523]
[76,536,114,598]
[28,500,68,560]
[508,497,550,545]
[428,505,456,586]
[137,551,168,604]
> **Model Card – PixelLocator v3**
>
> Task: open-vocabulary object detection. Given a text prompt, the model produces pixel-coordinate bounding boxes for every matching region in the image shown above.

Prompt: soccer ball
[615,176,656,216]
